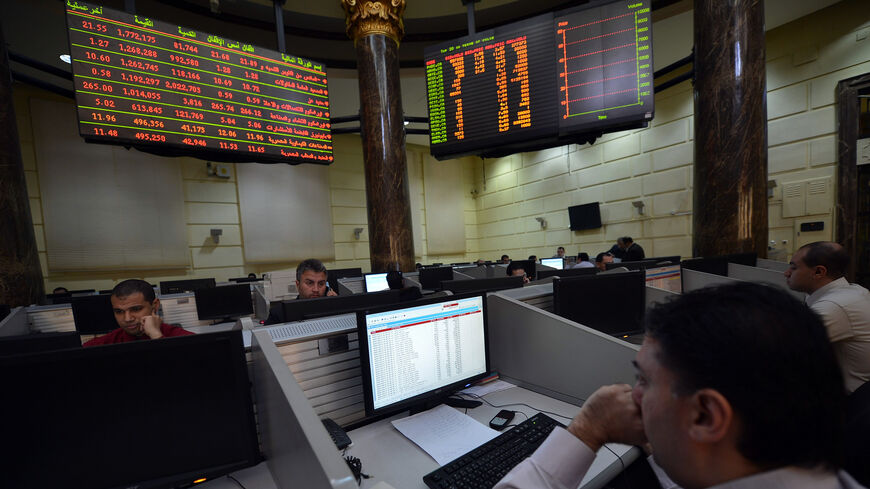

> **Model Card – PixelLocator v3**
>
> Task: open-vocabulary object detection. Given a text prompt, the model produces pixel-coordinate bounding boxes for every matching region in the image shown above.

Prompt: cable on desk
[226,474,247,489]
[458,392,577,424]
[344,455,371,485]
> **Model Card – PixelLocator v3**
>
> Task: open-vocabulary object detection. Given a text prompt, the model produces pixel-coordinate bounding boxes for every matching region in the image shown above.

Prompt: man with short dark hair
[572,252,595,269]
[295,258,338,299]
[83,279,193,347]
[619,236,645,261]
[506,261,530,284]
[595,252,614,271]
[785,241,870,392]
[496,282,863,488]
[554,247,565,258]
[500,254,511,264]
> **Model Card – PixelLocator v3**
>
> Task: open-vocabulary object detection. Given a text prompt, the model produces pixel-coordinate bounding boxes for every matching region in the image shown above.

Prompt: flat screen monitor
[160,278,216,295]
[364,273,390,293]
[64,2,332,165]
[194,284,253,321]
[508,259,537,279]
[71,293,117,335]
[552,271,646,337]
[45,292,73,305]
[536,267,598,280]
[327,267,363,293]
[0,331,260,489]
[281,289,403,323]
[440,276,525,295]
[540,258,564,270]
[0,332,81,357]
[419,266,454,290]
[228,277,261,283]
[357,293,490,415]
[647,255,681,266]
[568,203,603,231]
[423,0,653,159]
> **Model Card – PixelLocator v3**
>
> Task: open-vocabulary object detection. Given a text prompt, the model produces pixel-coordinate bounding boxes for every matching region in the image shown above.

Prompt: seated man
[572,252,595,269]
[500,254,511,264]
[785,241,870,392]
[265,258,338,325]
[553,247,566,258]
[386,270,423,302]
[506,261,531,284]
[83,279,193,347]
[595,251,614,271]
[496,282,861,489]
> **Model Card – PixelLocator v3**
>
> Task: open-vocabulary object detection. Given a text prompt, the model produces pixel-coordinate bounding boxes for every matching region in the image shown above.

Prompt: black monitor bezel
[536,267,598,280]
[159,278,217,295]
[0,330,261,489]
[419,266,454,290]
[280,289,403,323]
[70,293,118,335]
[327,267,363,292]
[193,284,254,321]
[568,202,603,231]
[552,270,646,337]
[440,275,525,294]
[0,332,82,357]
[356,292,491,418]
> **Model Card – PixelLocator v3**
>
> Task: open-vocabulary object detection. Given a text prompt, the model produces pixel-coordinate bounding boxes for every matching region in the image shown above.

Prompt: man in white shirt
[496,282,864,489]
[785,241,870,393]
[572,252,595,269]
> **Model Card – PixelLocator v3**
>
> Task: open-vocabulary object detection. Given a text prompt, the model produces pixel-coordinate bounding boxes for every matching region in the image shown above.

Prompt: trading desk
[346,383,638,489]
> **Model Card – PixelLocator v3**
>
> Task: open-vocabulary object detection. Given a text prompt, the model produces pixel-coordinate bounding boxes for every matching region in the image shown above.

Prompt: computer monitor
[552,271,646,337]
[159,278,216,295]
[568,202,602,230]
[508,259,537,280]
[194,284,254,322]
[0,331,260,489]
[228,277,261,283]
[281,289,404,322]
[0,332,81,357]
[327,267,363,292]
[540,258,564,270]
[419,266,454,290]
[605,259,660,272]
[45,292,73,304]
[440,276,525,294]
[357,293,490,416]
[536,267,598,280]
[646,255,681,266]
[364,272,390,293]
[71,294,118,335]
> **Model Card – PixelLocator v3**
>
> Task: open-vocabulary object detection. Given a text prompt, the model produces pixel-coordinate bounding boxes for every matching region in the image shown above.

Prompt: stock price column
[423,21,558,159]
[65,1,333,164]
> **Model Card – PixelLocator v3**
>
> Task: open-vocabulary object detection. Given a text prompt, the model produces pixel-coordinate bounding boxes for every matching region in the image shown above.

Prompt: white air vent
[806,177,831,215]
[265,313,357,342]
[782,182,806,217]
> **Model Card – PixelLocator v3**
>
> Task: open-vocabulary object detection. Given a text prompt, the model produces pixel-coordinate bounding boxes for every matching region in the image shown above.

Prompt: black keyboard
[422,413,564,489]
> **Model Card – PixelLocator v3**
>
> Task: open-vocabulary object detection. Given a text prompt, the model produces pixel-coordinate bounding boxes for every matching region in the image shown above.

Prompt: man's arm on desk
[495,384,645,489]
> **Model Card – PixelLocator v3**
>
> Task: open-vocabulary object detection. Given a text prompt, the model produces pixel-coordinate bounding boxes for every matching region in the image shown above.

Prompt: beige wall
[13,0,870,293]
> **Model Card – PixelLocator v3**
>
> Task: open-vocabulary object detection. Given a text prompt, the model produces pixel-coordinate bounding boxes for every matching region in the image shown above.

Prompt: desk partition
[487,293,638,405]
[0,307,29,337]
[251,329,358,489]
[681,268,742,293]
[727,262,805,300]
[756,257,790,272]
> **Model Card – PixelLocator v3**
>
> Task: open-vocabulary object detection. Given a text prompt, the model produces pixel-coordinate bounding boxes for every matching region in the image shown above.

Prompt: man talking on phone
[264,258,338,325]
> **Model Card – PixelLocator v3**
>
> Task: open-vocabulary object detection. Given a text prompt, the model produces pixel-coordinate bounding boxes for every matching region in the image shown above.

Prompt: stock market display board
[425,0,653,159]
[65,1,333,164]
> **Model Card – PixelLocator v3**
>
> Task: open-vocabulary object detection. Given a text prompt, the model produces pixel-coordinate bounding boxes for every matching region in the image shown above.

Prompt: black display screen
[65,1,333,164]
[424,0,652,159]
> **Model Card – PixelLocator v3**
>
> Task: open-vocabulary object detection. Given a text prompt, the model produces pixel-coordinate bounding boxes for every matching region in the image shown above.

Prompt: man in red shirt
[83,279,193,347]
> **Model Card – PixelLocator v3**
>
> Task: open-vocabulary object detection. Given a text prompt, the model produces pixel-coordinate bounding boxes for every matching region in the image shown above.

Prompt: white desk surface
[347,384,638,489]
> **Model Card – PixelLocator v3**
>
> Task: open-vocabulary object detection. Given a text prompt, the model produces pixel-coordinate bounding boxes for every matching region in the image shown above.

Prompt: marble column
[342,0,414,273]
[693,0,768,258]
[0,24,45,306]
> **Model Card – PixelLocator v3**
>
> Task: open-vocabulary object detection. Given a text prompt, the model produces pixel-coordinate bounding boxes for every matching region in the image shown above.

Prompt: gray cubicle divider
[452,270,474,280]
[496,283,555,312]
[337,277,363,295]
[645,286,679,309]
[26,303,75,333]
[681,268,742,293]
[727,262,806,300]
[0,307,29,337]
[486,293,638,405]
[461,264,510,279]
[251,329,358,489]
[756,257,790,272]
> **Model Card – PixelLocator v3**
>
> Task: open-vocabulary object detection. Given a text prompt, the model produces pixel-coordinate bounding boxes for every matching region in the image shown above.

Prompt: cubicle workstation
[727,262,806,300]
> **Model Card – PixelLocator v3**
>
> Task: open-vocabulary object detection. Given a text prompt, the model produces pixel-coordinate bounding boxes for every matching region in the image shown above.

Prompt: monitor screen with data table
[357,294,490,415]
[540,258,564,270]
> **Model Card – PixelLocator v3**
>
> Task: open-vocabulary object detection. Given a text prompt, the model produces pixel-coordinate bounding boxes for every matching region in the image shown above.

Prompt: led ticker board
[424,0,652,159]
[65,1,333,164]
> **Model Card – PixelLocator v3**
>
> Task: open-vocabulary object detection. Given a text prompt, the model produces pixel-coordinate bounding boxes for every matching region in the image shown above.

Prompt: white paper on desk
[459,379,514,397]
[391,404,500,465]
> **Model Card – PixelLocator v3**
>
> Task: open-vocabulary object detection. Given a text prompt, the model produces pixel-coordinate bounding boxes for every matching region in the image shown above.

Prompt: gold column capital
[341,0,406,45]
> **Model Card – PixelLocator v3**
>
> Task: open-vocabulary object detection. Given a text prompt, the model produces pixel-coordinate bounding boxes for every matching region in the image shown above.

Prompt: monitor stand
[409,395,482,415]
